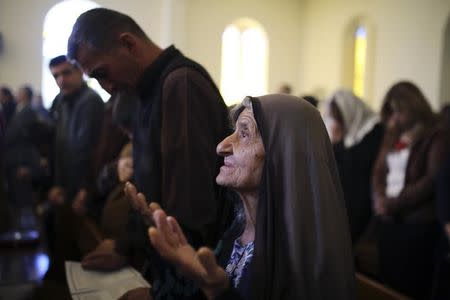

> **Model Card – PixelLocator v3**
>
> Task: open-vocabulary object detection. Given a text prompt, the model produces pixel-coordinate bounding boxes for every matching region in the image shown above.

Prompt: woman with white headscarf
[323,90,384,243]
[144,94,355,300]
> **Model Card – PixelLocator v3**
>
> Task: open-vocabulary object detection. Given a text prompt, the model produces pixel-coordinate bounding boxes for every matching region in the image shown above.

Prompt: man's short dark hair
[67,8,149,60]
[0,86,14,100]
[49,55,68,68]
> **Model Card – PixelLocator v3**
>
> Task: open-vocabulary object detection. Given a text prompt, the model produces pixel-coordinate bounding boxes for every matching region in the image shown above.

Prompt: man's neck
[140,43,164,73]
[62,83,86,99]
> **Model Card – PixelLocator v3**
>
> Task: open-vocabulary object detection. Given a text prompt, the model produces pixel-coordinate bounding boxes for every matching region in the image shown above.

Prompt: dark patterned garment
[225,239,254,288]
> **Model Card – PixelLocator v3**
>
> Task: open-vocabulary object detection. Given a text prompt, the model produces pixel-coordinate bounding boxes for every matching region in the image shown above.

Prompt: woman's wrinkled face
[216,108,265,192]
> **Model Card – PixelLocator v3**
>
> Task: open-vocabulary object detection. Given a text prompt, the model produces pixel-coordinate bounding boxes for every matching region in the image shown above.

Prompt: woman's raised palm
[148,209,229,299]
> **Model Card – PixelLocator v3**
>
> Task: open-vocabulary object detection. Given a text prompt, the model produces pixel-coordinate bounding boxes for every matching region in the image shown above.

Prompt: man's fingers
[124,181,137,195]
[136,193,154,225]
[81,243,113,263]
[81,253,125,271]
[125,182,137,197]
[126,184,147,214]
[82,249,106,261]
[124,182,140,209]
[124,183,155,226]
[81,254,106,269]
[136,193,148,212]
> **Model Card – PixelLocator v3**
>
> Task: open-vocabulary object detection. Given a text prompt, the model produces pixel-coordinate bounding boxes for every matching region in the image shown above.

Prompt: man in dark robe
[67,8,232,299]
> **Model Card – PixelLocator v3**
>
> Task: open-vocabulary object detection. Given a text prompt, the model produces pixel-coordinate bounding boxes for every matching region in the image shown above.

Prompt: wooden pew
[356,272,411,300]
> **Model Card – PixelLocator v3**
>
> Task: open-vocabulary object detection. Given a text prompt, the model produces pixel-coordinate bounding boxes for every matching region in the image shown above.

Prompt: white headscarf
[324,89,379,148]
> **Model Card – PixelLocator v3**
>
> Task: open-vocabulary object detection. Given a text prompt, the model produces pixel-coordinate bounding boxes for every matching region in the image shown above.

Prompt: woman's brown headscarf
[236,94,355,299]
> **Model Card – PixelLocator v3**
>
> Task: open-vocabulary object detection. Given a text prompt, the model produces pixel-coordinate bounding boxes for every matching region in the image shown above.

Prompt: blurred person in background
[431,104,450,300]
[32,93,52,123]
[3,85,42,231]
[323,89,384,244]
[44,54,104,281]
[371,81,450,299]
[0,86,16,126]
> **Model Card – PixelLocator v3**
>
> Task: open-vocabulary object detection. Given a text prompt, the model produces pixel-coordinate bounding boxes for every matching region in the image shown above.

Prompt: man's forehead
[74,44,102,72]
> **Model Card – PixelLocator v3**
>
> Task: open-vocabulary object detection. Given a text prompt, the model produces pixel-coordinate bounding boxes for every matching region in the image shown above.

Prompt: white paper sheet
[65,261,150,300]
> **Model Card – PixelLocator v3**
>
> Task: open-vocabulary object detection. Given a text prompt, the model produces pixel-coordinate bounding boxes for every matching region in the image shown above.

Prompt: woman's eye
[240,130,248,138]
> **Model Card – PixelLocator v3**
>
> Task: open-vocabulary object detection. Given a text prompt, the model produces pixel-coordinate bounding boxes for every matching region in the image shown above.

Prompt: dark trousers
[44,203,101,281]
[6,168,37,230]
[431,233,450,300]
[378,221,439,300]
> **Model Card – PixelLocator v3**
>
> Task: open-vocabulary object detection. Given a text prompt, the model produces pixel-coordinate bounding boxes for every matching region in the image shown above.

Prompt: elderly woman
[323,90,384,243]
[136,94,356,299]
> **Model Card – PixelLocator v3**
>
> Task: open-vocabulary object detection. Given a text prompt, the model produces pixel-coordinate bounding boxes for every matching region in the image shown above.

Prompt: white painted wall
[0,0,57,93]
[0,0,168,98]
[1,0,449,110]
[182,0,305,96]
[439,17,450,106]
[299,0,450,110]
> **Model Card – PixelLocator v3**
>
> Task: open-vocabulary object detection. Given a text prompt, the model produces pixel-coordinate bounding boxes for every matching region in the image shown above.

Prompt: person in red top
[372,81,450,299]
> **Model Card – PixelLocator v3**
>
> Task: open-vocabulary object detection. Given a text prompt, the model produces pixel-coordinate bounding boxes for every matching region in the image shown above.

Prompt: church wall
[1,0,449,110]
[298,0,450,109]
[0,0,167,96]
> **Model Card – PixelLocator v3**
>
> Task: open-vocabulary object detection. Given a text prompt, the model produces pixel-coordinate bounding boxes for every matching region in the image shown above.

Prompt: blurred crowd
[1,17,450,300]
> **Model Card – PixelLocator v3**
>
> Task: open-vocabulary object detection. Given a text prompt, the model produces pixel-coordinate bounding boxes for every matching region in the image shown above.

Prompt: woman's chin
[216,174,233,187]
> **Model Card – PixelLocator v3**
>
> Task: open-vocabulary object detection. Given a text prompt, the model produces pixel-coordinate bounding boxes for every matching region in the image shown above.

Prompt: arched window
[353,26,367,98]
[439,15,450,107]
[342,18,373,105]
[220,19,268,106]
[42,0,109,108]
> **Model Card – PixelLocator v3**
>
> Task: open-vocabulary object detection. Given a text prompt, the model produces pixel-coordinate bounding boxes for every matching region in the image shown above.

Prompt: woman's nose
[216,133,234,156]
